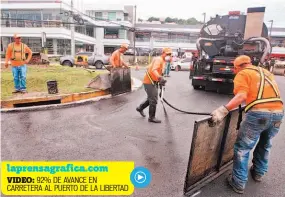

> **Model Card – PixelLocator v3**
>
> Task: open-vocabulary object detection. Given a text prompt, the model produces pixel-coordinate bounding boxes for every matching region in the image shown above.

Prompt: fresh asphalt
[1,68,285,197]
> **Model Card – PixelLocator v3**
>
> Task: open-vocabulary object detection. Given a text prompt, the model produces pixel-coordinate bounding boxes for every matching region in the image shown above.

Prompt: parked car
[59,52,110,69]
[171,57,193,71]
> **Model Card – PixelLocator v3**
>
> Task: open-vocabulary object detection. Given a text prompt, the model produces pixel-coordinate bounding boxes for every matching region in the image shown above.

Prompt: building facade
[134,23,285,54]
[1,0,284,57]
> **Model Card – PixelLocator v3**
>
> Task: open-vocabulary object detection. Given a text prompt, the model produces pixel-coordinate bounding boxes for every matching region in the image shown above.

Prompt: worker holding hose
[136,48,170,123]
[210,55,284,194]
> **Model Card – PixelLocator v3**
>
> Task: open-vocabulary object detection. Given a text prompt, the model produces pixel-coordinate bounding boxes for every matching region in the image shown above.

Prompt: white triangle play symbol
[137,174,144,180]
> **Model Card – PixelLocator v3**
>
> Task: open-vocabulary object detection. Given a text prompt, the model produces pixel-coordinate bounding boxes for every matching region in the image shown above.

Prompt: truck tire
[62,60,73,67]
[193,85,200,90]
[95,61,103,69]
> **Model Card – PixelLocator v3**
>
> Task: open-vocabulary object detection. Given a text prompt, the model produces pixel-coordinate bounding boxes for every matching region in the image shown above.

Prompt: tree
[147,17,160,22]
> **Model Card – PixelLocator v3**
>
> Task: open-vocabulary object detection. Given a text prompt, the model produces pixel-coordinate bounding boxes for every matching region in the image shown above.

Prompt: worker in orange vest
[136,47,171,123]
[109,44,129,68]
[5,34,32,93]
[210,55,284,194]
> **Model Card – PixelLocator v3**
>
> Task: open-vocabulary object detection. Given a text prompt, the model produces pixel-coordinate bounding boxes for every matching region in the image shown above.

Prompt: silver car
[59,52,110,69]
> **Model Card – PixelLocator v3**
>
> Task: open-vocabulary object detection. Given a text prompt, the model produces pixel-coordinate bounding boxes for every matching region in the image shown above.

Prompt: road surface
[1,69,285,197]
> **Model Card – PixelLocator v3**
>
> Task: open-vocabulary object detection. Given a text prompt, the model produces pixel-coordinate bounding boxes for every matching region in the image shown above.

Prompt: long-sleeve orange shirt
[5,42,33,66]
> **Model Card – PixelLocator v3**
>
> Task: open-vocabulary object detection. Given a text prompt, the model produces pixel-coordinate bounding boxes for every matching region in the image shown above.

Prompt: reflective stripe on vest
[11,43,26,61]
[244,67,283,112]
[146,70,155,85]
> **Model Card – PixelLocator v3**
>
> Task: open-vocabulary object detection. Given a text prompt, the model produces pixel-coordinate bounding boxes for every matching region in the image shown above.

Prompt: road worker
[109,44,129,68]
[136,47,170,123]
[210,55,284,194]
[5,34,32,93]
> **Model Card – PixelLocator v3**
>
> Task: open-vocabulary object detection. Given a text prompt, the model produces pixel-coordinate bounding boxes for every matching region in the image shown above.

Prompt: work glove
[210,105,229,124]
[158,77,167,86]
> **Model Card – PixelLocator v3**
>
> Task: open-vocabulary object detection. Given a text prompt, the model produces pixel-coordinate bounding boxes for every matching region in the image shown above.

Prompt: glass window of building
[86,27,94,37]
[104,28,119,39]
[95,12,102,19]
[135,32,151,42]
[108,12,116,21]
[1,10,10,27]
[151,32,169,42]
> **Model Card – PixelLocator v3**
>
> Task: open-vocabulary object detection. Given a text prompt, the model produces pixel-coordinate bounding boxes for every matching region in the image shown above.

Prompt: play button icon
[130,167,152,188]
[135,171,146,183]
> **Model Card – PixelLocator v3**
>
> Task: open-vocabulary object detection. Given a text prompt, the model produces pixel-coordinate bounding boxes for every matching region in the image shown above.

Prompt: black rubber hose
[161,97,211,116]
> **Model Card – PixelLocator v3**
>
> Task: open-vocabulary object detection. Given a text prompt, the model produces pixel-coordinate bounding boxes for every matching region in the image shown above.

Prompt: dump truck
[190,7,271,93]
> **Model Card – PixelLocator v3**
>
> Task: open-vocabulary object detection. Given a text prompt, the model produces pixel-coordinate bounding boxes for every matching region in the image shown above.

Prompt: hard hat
[162,47,172,54]
[120,44,129,49]
[234,55,251,68]
[13,34,21,38]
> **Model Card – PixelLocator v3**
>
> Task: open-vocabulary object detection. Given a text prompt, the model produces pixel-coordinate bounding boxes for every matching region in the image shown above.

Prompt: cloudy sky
[67,0,285,27]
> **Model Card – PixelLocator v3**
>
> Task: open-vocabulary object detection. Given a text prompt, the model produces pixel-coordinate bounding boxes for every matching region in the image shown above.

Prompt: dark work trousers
[138,83,158,113]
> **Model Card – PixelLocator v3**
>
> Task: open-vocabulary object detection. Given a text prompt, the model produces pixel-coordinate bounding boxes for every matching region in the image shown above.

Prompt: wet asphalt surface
[1,68,285,197]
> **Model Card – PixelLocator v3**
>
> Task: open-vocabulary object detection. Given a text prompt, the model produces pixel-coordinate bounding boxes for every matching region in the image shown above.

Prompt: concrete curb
[1,77,143,113]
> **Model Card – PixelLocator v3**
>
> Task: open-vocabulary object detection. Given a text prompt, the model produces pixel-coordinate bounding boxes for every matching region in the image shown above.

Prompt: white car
[171,57,193,71]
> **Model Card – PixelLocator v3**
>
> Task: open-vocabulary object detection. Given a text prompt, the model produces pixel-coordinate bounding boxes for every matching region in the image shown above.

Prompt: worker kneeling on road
[109,44,129,70]
[136,48,170,123]
[210,55,284,194]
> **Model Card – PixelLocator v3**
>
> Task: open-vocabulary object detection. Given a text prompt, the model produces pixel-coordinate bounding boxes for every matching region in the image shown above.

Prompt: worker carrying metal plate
[210,55,284,194]
[136,47,170,123]
[109,43,130,69]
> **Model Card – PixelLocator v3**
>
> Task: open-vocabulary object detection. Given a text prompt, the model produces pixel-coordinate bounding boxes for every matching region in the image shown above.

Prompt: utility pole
[71,0,75,56]
[133,5,137,64]
[269,20,273,40]
[202,12,206,25]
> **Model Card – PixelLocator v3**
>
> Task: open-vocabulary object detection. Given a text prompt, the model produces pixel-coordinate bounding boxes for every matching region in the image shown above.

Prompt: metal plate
[184,108,244,196]
[110,67,132,96]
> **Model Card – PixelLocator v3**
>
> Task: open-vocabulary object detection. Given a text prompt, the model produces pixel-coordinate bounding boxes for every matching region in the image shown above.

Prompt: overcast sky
[67,0,285,27]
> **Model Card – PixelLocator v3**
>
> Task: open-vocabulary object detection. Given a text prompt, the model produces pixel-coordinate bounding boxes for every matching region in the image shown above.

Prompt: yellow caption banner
[1,161,135,195]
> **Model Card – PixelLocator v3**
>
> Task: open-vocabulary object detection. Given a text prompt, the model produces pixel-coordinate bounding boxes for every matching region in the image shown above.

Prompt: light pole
[71,0,75,56]
[133,5,137,64]
[269,20,273,40]
[202,12,206,24]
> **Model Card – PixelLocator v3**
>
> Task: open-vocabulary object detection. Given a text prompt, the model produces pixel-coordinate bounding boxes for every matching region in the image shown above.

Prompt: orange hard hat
[233,55,251,68]
[120,44,129,49]
[13,34,21,38]
[162,47,172,54]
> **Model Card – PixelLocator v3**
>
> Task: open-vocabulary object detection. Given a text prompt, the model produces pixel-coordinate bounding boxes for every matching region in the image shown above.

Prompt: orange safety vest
[244,66,283,112]
[11,42,26,61]
[143,57,164,85]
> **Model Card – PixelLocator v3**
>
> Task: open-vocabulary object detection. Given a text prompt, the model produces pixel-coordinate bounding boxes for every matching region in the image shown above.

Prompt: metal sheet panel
[184,109,243,196]
[110,67,132,96]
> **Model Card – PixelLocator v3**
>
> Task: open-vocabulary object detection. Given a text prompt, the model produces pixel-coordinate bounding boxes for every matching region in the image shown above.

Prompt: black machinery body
[191,8,271,93]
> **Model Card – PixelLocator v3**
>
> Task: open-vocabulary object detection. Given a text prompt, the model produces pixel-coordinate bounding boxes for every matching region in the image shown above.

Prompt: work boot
[250,166,263,182]
[148,105,161,123]
[20,89,28,94]
[227,174,244,194]
[136,100,149,117]
[12,90,21,94]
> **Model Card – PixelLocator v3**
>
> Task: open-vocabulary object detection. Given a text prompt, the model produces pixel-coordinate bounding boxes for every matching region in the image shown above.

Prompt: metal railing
[135,38,198,43]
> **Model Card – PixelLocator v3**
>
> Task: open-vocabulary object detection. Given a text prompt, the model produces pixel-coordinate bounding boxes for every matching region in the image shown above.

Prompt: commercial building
[1,0,284,56]
[0,0,135,56]
[134,23,285,54]
[84,4,135,55]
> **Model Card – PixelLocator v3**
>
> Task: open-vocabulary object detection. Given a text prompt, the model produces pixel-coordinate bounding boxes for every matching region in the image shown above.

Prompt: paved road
[1,69,285,197]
